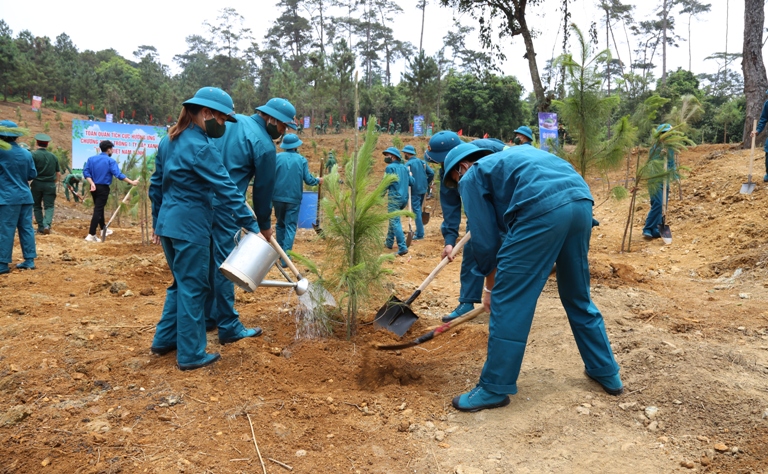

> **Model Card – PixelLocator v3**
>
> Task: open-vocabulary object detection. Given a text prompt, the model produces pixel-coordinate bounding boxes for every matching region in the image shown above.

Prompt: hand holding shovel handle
[376,306,484,350]
[404,231,471,304]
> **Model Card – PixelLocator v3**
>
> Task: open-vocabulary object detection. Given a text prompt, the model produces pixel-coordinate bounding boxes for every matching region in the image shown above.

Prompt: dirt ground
[1,102,768,473]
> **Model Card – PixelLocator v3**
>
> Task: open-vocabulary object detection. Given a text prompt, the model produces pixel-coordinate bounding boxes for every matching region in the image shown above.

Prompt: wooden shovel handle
[749,119,758,178]
[415,231,471,292]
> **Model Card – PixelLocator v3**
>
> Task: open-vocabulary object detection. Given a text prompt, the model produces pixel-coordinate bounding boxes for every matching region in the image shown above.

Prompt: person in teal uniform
[383,147,412,256]
[63,173,84,202]
[402,144,432,240]
[149,87,260,371]
[513,126,534,145]
[325,151,337,174]
[206,97,298,341]
[425,131,507,322]
[0,121,37,273]
[442,143,623,412]
[30,133,60,234]
[642,124,676,239]
[273,134,321,257]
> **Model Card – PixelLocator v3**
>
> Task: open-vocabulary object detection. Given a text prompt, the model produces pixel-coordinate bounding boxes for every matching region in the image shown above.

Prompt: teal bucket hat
[513,126,534,141]
[383,146,402,160]
[256,98,298,130]
[425,131,461,164]
[656,123,672,133]
[402,144,417,156]
[0,120,24,137]
[280,134,303,150]
[183,87,237,123]
[443,143,493,189]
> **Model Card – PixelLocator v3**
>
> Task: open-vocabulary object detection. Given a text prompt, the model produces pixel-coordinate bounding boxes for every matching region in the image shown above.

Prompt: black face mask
[266,122,283,140]
[204,118,226,139]
[513,136,522,145]
[384,156,393,164]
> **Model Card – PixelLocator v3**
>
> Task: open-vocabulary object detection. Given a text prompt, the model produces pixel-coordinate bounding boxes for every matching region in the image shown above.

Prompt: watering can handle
[269,235,304,281]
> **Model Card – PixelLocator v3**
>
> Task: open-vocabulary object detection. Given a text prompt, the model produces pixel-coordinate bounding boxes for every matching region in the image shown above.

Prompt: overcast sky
[2,0,750,95]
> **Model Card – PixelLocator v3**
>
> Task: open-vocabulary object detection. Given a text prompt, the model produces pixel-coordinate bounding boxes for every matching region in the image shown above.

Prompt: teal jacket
[213,114,276,231]
[150,124,258,245]
[273,150,320,205]
[459,146,593,275]
[757,100,768,152]
[406,157,431,196]
[385,161,413,208]
[0,142,36,205]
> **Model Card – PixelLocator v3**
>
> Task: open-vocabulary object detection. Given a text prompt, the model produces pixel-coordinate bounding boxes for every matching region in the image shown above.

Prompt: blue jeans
[273,201,300,252]
[479,200,620,394]
[0,204,36,263]
[153,237,212,365]
[385,200,407,253]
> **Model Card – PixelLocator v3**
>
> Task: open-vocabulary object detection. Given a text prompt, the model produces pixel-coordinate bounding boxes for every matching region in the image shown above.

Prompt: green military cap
[34,133,51,142]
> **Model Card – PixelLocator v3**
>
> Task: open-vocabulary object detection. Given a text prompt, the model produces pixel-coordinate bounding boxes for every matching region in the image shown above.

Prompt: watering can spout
[259,279,308,296]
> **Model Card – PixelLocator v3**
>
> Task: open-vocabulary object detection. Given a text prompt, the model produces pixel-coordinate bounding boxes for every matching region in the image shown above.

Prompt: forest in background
[0,0,757,144]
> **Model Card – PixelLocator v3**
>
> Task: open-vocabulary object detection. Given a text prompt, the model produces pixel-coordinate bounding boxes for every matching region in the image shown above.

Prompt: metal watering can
[219,230,309,295]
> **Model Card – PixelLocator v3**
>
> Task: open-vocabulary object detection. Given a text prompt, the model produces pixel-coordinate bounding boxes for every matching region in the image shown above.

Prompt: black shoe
[178,353,221,371]
[585,371,624,396]
[397,249,408,256]
[43,227,51,235]
[150,344,176,356]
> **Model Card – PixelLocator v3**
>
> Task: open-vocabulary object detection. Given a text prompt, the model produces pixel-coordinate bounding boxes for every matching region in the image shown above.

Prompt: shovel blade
[406,230,413,248]
[740,182,756,194]
[422,212,430,225]
[312,222,323,235]
[374,295,418,337]
[659,223,672,245]
[101,227,108,242]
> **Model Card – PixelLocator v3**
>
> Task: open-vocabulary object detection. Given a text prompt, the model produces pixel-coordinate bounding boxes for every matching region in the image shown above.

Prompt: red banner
[458,129,463,136]
[329,115,332,126]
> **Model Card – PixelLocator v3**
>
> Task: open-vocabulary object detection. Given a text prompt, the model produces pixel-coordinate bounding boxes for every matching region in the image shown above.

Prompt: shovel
[741,119,758,195]
[312,159,324,234]
[101,188,134,242]
[376,306,484,350]
[374,232,471,336]
[421,195,430,225]
[67,184,84,202]
[658,158,672,245]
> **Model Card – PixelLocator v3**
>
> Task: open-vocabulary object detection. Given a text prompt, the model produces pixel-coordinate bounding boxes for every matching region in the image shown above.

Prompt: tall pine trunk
[742,0,768,147]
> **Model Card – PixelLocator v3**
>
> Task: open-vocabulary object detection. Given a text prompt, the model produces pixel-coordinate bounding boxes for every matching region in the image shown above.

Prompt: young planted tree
[300,117,410,338]
[552,24,635,184]
[621,125,692,252]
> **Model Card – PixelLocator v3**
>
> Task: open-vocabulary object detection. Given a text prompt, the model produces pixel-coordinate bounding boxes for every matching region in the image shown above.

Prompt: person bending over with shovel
[82,140,138,242]
[383,147,413,256]
[425,132,507,323]
[149,87,261,371]
[63,173,84,202]
[206,97,297,343]
[442,143,623,412]
[272,134,321,262]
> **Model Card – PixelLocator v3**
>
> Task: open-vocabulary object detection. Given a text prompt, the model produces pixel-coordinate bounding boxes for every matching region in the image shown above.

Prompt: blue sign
[357,117,363,129]
[538,112,558,151]
[413,115,425,137]
[71,120,166,169]
[303,116,311,129]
